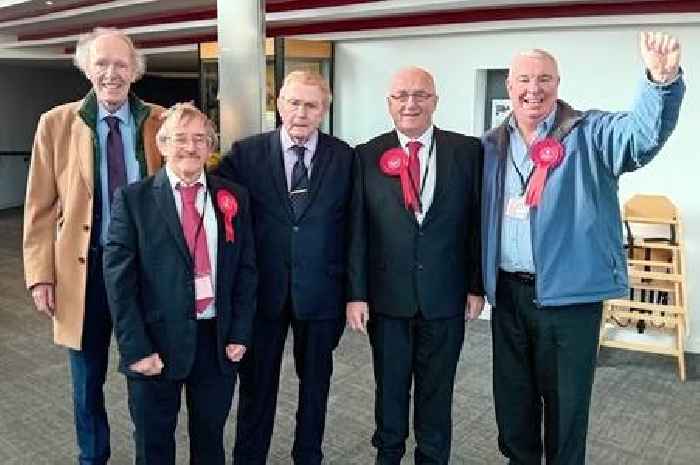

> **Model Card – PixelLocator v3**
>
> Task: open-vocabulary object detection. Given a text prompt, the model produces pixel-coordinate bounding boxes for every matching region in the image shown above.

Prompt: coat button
[416,263,424,271]
[78,257,86,264]
[293,226,299,232]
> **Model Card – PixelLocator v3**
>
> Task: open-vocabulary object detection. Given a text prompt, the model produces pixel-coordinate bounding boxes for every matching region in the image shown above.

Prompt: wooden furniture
[599,195,689,381]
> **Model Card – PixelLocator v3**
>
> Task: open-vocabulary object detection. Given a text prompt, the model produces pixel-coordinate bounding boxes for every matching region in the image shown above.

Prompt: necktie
[406,140,423,212]
[177,183,213,315]
[105,116,127,205]
[290,145,309,219]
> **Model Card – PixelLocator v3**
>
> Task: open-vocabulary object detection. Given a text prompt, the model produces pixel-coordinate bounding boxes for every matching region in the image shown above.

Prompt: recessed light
[46,0,54,5]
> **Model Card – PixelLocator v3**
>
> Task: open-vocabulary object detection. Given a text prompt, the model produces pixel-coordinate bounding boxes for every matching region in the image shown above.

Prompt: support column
[216,0,266,150]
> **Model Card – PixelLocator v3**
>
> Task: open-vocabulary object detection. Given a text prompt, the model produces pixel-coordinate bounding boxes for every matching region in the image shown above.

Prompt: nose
[526,80,541,93]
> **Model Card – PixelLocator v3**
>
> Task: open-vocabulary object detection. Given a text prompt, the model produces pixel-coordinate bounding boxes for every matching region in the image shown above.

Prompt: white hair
[73,27,146,80]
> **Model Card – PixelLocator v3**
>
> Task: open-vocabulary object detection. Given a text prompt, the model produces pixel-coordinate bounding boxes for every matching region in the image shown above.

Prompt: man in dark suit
[347,67,484,465]
[215,71,354,465]
[103,103,257,465]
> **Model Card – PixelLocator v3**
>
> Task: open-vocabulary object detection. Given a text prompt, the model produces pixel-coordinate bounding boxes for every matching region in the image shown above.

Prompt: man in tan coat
[23,28,163,465]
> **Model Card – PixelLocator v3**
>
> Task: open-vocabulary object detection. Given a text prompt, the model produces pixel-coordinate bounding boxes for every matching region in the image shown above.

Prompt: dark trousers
[126,318,236,465]
[368,312,465,465]
[491,271,603,465]
[68,246,112,465]
[233,302,343,465]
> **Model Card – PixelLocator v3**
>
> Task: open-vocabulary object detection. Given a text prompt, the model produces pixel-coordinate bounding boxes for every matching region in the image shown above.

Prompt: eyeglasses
[388,92,435,103]
[168,134,210,148]
[283,98,323,112]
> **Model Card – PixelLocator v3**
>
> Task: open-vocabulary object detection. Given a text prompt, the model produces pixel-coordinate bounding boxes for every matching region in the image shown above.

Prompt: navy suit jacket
[103,169,257,380]
[215,129,354,320]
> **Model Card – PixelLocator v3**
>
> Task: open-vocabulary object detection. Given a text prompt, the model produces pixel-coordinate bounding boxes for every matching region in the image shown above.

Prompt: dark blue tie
[105,115,126,205]
[290,145,309,220]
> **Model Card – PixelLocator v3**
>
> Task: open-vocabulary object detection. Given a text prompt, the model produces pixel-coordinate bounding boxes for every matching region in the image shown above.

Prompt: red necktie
[177,183,213,314]
[406,140,423,212]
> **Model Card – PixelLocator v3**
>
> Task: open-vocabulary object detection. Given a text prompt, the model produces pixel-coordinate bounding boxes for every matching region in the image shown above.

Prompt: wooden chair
[599,195,688,381]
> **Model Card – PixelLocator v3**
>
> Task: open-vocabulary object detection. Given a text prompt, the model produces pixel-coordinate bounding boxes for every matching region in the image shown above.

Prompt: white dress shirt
[396,126,437,224]
[165,166,218,319]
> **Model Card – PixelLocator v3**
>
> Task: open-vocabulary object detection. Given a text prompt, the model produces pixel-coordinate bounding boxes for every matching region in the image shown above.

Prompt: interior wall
[0,65,89,209]
[334,24,700,352]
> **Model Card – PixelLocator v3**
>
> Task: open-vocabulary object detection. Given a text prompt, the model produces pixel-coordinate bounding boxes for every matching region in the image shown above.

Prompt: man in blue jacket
[481,32,684,465]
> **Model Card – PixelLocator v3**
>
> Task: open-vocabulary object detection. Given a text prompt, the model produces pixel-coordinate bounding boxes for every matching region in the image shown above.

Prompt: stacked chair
[599,195,689,381]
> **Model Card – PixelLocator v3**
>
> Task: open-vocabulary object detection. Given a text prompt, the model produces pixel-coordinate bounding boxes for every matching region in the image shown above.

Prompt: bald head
[387,67,438,138]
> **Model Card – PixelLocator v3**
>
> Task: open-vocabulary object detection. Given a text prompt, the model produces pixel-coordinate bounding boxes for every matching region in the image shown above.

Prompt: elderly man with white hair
[23,27,163,465]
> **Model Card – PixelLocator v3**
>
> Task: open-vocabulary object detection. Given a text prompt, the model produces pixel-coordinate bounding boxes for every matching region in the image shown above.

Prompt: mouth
[522,95,544,106]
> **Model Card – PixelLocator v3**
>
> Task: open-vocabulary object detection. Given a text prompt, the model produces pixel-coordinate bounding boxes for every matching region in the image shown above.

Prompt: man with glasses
[104,103,257,465]
[23,28,163,465]
[481,32,684,465]
[215,71,354,465]
[347,67,484,465]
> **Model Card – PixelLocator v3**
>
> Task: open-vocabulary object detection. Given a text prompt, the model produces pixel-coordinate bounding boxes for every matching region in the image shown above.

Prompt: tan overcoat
[23,91,164,349]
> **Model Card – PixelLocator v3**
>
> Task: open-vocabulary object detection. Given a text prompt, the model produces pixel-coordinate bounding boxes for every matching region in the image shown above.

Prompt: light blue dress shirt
[97,101,140,245]
[499,107,557,273]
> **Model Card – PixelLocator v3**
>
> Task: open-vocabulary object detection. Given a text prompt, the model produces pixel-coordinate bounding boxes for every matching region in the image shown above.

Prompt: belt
[499,269,536,285]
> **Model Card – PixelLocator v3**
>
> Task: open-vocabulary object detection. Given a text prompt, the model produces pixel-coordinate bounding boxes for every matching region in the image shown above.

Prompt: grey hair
[508,49,560,78]
[73,27,146,80]
[279,70,332,108]
[156,102,218,151]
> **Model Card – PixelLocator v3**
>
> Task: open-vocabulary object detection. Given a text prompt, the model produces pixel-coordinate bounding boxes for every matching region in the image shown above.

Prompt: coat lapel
[379,131,418,225]
[268,129,295,221]
[206,176,232,298]
[423,128,454,226]
[152,169,192,267]
[75,118,95,197]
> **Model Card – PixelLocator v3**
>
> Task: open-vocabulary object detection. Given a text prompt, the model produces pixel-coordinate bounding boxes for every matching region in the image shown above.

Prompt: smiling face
[277,81,327,144]
[86,34,136,113]
[507,51,560,131]
[161,116,212,182]
[387,67,438,139]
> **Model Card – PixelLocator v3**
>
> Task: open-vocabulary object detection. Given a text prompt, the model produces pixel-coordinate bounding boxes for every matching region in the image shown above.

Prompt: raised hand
[640,31,681,84]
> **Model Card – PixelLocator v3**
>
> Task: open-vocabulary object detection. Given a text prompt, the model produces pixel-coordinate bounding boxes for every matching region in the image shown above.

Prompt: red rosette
[379,148,419,212]
[525,138,565,207]
[216,189,238,242]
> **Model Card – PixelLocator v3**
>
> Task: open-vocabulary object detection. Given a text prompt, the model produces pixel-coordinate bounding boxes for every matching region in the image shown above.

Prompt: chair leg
[677,321,686,382]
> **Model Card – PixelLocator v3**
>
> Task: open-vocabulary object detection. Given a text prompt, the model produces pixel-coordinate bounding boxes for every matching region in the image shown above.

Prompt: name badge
[195,274,214,300]
[506,196,530,220]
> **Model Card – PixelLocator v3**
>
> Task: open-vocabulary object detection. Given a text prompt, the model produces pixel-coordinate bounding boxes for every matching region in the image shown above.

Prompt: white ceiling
[0,0,669,71]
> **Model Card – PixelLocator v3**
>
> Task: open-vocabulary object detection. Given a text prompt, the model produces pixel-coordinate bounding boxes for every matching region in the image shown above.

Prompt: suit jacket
[347,128,484,320]
[215,128,354,320]
[103,169,257,380]
[23,91,163,349]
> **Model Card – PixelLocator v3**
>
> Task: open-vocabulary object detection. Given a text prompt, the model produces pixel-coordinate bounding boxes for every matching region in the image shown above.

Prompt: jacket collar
[484,99,584,157]
[77,89,152,131]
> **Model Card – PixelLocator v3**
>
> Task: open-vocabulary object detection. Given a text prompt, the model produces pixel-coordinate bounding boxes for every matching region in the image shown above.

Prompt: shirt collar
[98,99,130,123]
[280,126,319,154]
[396,125,434,150]
[508,104,558,136]
[165,165,207,193]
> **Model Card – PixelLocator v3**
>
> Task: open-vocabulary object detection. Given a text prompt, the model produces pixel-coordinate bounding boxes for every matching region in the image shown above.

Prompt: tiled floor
[1,207,698,464]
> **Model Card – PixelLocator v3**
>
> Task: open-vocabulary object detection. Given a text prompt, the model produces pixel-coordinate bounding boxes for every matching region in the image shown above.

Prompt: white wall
[333,24,700,352]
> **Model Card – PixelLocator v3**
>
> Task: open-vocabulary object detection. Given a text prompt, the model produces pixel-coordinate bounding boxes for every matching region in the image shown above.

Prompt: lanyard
[406,135,436,212]
[509,149,534,196]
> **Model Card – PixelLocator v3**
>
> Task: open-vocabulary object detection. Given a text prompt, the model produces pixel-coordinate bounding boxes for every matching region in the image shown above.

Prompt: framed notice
[491,99,512,128]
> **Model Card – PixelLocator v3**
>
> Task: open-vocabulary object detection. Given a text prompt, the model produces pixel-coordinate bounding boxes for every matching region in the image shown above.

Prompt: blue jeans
[67,247,112,465]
